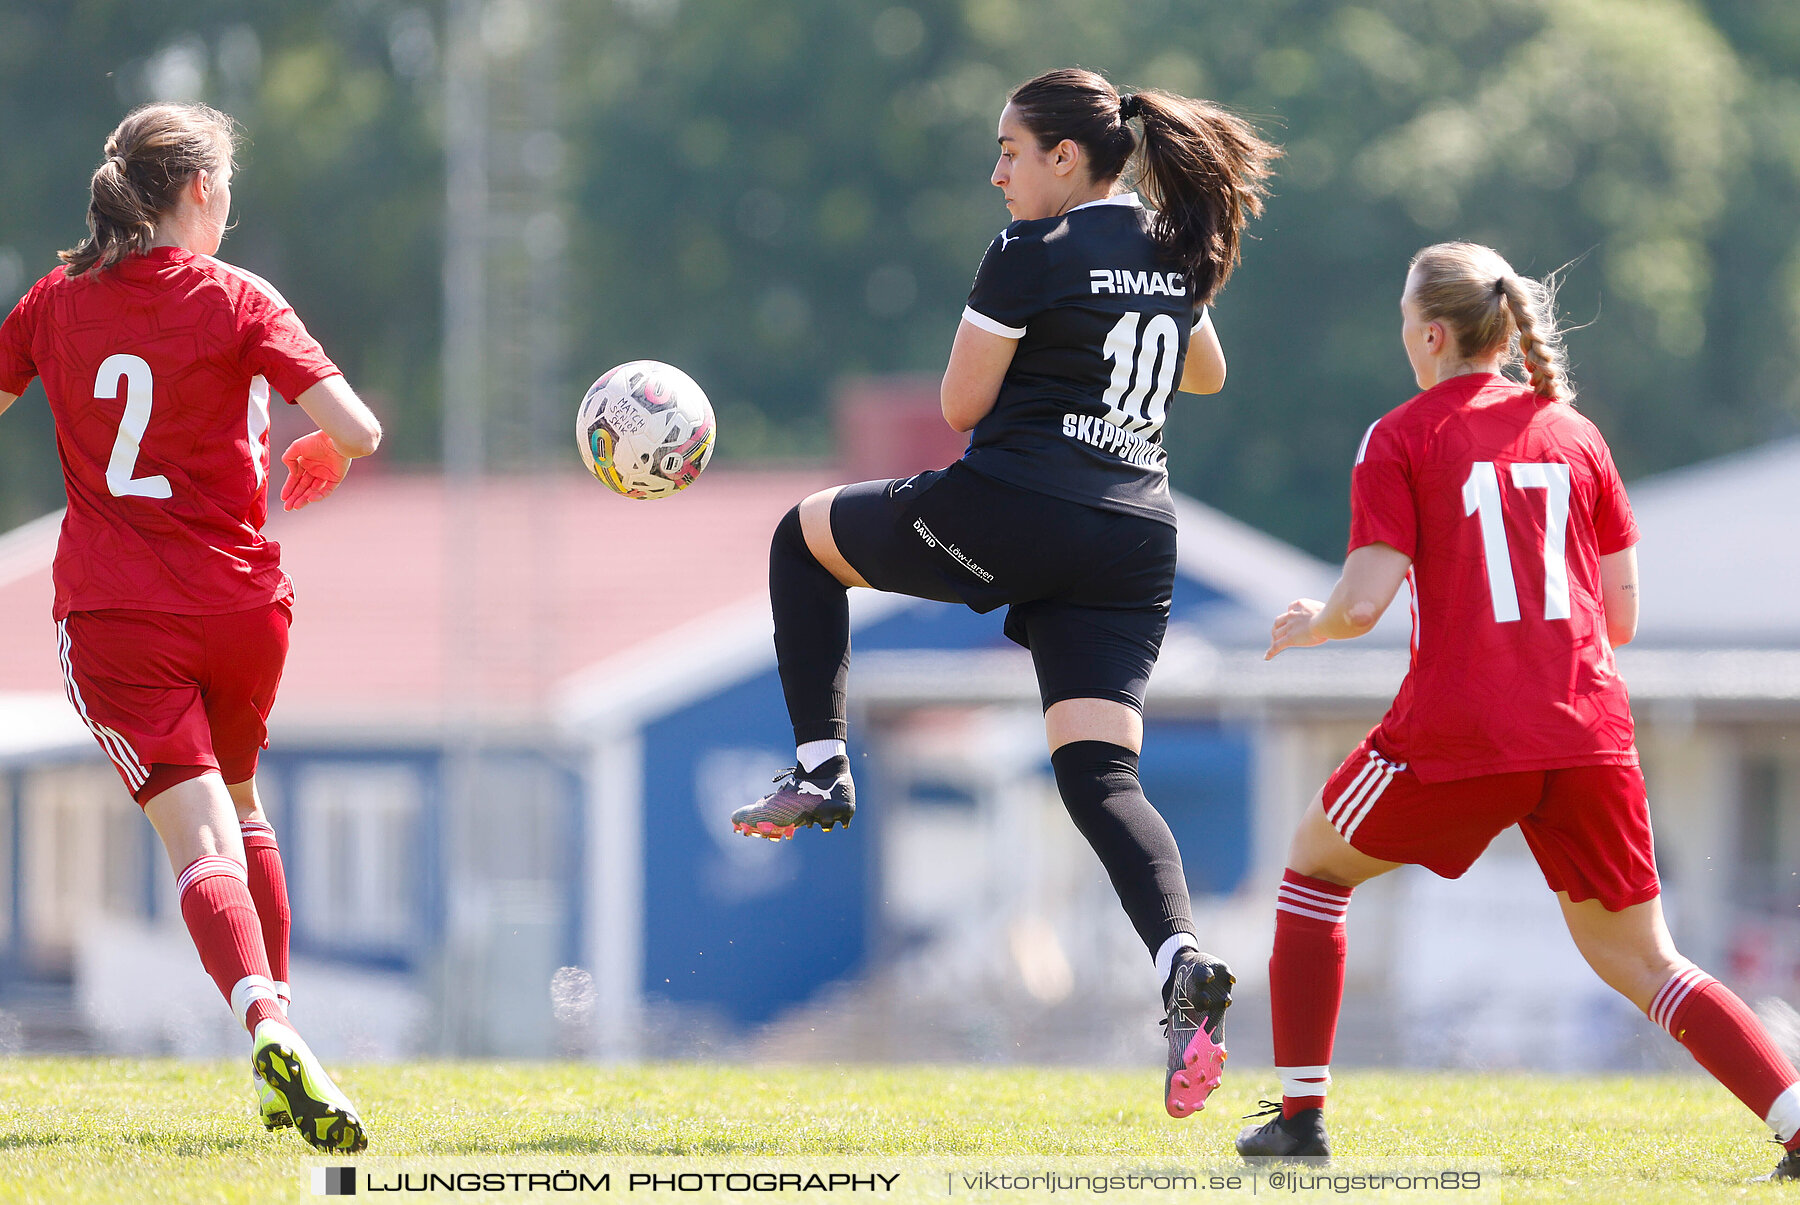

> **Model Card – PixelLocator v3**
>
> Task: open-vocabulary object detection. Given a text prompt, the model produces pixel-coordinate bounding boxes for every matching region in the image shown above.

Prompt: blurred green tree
[0,1,441,528]
[558,0,1793,554]
[2,0,1796,557]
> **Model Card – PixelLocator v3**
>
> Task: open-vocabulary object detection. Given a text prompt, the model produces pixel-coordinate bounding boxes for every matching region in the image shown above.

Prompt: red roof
[0,469,832,730]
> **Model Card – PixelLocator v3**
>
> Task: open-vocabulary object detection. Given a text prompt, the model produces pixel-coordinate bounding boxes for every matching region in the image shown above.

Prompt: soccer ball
[576,360,717,499]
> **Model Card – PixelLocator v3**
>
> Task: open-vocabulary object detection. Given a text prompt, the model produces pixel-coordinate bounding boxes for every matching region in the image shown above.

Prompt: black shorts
[830,462,1176,712]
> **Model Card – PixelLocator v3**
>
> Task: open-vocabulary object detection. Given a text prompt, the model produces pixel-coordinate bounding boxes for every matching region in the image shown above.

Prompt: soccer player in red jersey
[1238,242,1800,1180]
[0,103,379,1152]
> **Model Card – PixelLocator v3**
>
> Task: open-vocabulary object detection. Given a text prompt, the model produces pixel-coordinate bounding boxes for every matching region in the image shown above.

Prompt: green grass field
[0,1059,1792,1203]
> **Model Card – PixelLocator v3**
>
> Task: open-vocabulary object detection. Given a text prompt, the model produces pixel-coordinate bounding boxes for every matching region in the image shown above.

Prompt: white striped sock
[1280,880,1353,907]
[176,855,248,898]
[1276,876,1351,924]
[1648,966,1713,1036]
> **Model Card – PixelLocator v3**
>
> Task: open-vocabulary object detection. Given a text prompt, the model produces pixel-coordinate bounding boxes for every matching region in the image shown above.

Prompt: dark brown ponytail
[60,102,238,276]
[1006,69,1280,303]
[1131,90,1279,303]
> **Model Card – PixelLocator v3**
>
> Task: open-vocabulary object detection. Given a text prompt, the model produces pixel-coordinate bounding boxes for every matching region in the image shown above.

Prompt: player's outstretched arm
[1266,542,1412,660]
[0,390,17,419]
[281,375,383,511]
[1599,546,1639,647]
[1177,311,1225,395]
[295,375,382,457]
[941,319,1018,433]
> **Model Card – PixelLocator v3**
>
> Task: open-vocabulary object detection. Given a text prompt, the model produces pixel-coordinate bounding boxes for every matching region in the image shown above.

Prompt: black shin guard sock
[1051,740,1195,956]
[771,505,851,745]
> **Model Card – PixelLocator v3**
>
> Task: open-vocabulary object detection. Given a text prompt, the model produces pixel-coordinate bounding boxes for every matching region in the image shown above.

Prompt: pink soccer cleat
[1162,951,1233,1117]
[730,759,855,839]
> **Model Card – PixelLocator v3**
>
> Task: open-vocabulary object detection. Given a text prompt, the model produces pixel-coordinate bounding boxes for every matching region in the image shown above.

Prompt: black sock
[1051,740,1195,956]
[771,505,850,745]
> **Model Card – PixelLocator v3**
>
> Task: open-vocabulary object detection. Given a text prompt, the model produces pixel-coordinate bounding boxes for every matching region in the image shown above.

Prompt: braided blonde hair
[1409,242,1573,402]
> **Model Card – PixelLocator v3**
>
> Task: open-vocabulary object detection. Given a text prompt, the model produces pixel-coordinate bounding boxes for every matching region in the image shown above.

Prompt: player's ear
[1052,138,1080,177]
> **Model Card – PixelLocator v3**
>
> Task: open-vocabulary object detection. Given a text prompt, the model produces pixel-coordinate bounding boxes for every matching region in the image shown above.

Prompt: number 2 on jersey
[1462,461,1571,624]
[96,353,171,500]
[1099,311,1180,435]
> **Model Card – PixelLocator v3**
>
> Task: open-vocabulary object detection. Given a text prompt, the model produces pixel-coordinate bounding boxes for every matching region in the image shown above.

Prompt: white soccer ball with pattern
[576,360,717,500]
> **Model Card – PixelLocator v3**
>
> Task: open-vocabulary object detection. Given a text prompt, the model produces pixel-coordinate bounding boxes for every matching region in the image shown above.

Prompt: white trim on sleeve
[1192,305,1211,334]
[961,306,1026,339]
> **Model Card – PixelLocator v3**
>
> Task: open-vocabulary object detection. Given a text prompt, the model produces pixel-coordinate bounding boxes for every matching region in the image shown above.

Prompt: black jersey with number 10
[959,192,1201,526]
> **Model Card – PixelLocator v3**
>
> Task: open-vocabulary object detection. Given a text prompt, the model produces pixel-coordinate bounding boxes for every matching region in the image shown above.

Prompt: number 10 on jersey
[1463,460,1571,624]
[1099,311,1181,436]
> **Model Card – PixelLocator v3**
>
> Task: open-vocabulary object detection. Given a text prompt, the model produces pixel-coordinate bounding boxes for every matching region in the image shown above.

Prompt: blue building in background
[0,474,1349,1060]
[14,442,1798,1069]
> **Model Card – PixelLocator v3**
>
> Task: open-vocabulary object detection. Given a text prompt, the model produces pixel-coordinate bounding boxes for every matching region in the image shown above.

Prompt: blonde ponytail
[1409,242,1575,403]
[1497,274,1569,402]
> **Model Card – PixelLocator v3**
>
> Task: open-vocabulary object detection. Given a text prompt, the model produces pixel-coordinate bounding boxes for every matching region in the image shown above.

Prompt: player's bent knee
[1286,798,1390,888]
[773,504,810,558]
[797,488,841,555]
[1044,697,1143,753]
[793,487,869,588]
[1570,941,1681,1010]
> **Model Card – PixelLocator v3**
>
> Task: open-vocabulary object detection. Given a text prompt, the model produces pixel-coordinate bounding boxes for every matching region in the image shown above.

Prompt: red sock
[176,856,283,1034]
[1653,967,1800,1146]
[239,821,291,1010]
[1271,870,1353,1117]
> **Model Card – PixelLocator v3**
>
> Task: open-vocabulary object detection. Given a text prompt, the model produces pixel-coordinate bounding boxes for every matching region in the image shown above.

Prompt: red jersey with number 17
[0,248,339,620]
[1349,373,1640,783]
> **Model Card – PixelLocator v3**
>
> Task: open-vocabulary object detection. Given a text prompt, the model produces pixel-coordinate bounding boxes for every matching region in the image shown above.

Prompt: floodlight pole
[441,0,487,1057]
[443,0,486,482]
[441,0,596,1060]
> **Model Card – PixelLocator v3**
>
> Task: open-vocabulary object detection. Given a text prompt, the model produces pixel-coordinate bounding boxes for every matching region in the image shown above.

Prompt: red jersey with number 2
[1350,373,1639,783]
[0,248,338,620]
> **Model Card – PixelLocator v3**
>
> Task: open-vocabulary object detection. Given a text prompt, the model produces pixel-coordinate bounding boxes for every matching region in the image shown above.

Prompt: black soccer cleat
[1757,1145,1800,1182]
[1236,1100,1330,1161]
[731,757,856,840]
[1162,950,1233,1117]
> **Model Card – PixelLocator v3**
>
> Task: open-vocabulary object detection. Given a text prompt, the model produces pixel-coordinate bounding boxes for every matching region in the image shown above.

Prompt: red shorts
[56,604,291,804]
[1322,733,1659,912]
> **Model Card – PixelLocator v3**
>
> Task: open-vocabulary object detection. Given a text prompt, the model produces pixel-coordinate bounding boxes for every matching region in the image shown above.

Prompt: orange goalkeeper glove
[280,429,352,511]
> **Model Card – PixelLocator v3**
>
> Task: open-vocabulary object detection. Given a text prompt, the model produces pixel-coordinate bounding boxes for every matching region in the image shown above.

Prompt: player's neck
[1051,182,1115,217]
[1424,357,1503,389]
[148,212,220,257]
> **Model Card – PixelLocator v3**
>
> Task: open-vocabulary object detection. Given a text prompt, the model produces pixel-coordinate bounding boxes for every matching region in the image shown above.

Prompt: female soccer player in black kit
[731,68,1279,1117]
